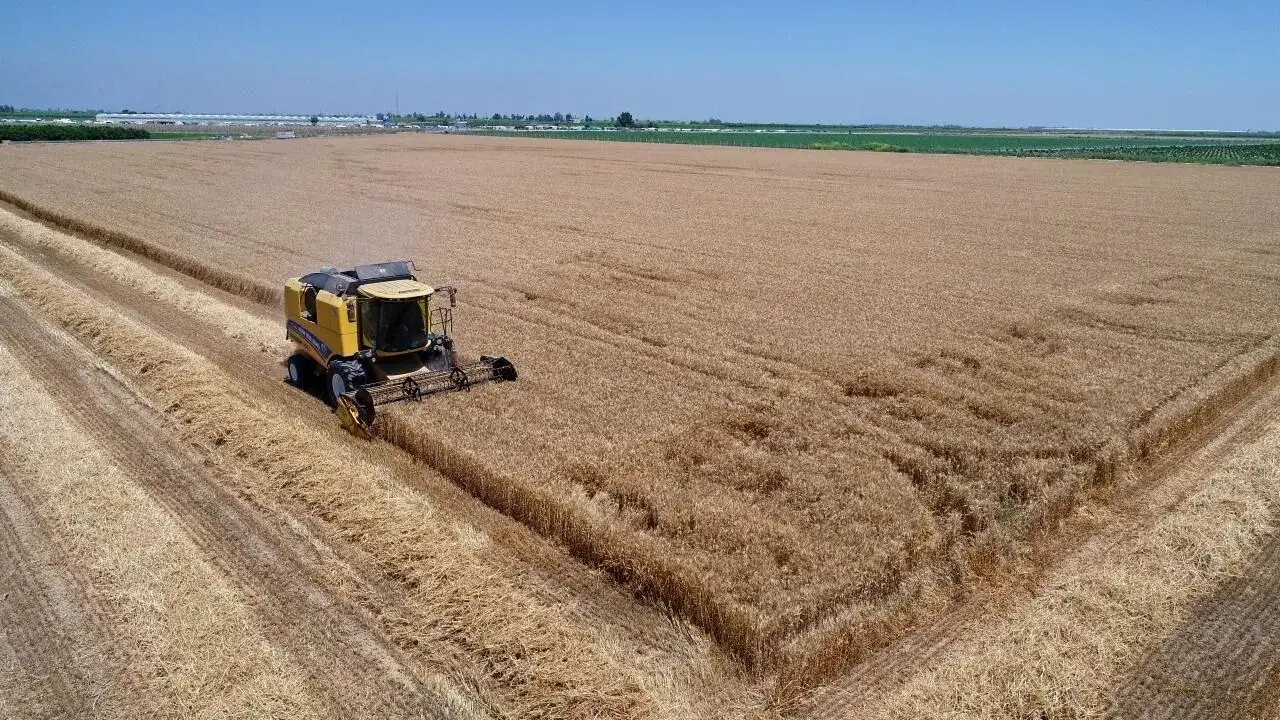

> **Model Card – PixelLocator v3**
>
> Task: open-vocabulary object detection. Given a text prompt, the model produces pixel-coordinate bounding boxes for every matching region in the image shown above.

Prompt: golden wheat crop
[2,133,1278,685]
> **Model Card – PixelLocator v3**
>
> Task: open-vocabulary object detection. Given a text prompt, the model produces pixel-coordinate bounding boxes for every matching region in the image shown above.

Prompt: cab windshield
[361,298,429,352]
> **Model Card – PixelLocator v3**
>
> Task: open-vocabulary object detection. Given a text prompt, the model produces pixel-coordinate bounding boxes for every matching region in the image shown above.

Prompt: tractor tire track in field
[0,467,123,719]
[793,374,1280,719]
[0,293,451,719]
[1107,523,1280,718]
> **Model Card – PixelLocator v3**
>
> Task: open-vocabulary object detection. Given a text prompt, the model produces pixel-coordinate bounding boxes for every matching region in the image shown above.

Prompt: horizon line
[4,107,1277,134]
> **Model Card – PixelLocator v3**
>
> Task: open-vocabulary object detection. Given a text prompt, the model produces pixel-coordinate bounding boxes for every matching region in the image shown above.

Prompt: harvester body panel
[284,278,360,363]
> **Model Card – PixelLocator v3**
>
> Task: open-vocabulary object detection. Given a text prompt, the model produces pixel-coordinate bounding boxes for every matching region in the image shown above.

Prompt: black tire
[492,356,518,382]
[286,354,315,387]
[326,360,369,407]
[325,365,346,407]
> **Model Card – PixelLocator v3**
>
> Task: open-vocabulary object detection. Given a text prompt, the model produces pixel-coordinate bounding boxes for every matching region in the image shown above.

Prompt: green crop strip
[473,130,1280,166]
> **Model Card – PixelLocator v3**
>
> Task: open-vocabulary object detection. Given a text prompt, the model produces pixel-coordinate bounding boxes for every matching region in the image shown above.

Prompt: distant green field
[474,130,1280,166]
[0,125,150,142]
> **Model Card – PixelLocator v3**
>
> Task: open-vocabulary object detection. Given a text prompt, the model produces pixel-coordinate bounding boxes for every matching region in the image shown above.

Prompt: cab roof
[358,278,434,299]
[295,260,425,298]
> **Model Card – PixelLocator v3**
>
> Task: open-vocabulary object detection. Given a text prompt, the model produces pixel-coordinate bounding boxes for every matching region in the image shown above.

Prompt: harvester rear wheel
[286,354,314,386]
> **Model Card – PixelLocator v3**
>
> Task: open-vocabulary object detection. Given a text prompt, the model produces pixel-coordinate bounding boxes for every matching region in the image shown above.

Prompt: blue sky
[2,0,1276,129]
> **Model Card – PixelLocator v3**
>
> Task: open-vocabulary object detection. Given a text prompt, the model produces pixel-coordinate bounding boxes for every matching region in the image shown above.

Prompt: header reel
[335,355,518,437]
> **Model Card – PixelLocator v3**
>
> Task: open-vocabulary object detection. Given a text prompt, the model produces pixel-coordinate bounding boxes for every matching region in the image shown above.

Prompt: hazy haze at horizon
[1,0,1276,130]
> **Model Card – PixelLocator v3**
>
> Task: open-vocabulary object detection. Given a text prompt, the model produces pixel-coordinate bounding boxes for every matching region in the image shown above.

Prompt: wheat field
[2,133,1278,687]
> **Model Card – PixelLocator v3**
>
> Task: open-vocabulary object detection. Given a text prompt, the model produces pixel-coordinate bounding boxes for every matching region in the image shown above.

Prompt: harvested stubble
[0,341,322,719]
[3,134,1279,681]
[867,414,1280,720]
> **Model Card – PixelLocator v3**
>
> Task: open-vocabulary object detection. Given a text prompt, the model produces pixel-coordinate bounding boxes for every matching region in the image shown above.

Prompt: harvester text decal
[287,320,332,360]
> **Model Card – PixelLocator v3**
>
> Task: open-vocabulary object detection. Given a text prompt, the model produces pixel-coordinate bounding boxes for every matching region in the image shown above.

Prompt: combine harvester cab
[283,260,517,436]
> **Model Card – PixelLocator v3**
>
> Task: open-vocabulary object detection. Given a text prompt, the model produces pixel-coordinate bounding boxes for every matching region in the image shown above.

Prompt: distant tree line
[488,112,584,123]
[0,105,14,113]
[0,125,150,142]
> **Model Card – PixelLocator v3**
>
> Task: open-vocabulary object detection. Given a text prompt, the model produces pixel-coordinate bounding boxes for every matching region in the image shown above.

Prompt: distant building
[94,113,372,126]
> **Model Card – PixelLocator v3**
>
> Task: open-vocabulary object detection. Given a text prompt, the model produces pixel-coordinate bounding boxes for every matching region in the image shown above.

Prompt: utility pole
[395,92,399,118]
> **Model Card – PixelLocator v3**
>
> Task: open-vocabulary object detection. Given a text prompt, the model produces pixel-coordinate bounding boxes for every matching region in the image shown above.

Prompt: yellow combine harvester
[283,260,517,435]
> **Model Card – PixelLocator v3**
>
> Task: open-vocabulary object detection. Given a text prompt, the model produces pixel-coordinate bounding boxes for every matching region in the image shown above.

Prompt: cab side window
[302,286,318,321]
[360,300,377,348]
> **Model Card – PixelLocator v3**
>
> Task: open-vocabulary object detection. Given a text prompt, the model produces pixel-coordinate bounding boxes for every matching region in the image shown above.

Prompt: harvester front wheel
[327,367,349,406]
[325,360,368,407]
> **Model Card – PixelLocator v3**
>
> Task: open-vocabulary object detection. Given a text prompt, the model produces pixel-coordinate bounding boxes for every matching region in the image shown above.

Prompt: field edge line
[0,189,282,306]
